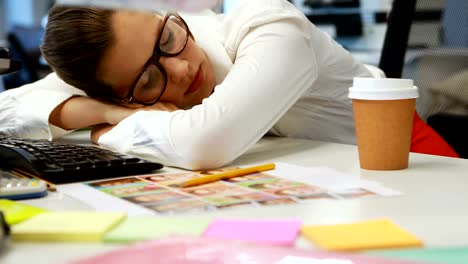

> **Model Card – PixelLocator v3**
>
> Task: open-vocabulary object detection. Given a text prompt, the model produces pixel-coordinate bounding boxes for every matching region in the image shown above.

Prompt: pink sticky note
[203,218,302,246]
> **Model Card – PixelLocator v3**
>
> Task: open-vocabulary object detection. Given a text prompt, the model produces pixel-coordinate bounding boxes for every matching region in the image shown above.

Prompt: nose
[160,57,190,84]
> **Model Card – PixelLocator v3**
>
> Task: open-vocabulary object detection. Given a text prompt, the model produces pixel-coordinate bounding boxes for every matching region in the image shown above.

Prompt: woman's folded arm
[0,73,86,139]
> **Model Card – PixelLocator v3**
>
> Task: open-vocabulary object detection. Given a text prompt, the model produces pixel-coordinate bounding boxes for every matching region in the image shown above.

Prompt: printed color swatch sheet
[79,164,398,214]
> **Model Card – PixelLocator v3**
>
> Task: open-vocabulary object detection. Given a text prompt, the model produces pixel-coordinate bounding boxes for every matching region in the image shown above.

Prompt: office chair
[425,0,468,158]
[378,0,416,79]
[395,0,468,158]
[0,47,22,75]
[377,0,468,158]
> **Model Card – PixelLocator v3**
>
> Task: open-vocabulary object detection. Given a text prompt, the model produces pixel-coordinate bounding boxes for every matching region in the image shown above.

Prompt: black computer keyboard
[0,136,163,184]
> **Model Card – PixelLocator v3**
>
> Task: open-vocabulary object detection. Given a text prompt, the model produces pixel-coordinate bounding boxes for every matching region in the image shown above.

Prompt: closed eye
[136,70,150,90]
[160,30,174,50]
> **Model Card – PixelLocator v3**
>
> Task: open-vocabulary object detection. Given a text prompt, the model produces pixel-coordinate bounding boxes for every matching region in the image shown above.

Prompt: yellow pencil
[170,163,276,188]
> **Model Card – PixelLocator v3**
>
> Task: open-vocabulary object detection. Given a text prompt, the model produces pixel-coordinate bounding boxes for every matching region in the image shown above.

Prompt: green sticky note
[12,211,126,242]
[366,247,468,264]
[103,216,211,243]
[0,199,47,225]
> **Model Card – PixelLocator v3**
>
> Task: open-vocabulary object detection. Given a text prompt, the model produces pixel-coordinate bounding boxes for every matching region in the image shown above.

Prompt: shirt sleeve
[0,73,86,139]
[99,19,318,170]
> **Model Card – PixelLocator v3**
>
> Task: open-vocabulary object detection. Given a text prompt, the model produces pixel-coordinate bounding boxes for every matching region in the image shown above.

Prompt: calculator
[0,170,48,200]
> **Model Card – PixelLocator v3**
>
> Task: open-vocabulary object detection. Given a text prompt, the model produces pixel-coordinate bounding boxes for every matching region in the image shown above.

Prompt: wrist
[103,103,138,125]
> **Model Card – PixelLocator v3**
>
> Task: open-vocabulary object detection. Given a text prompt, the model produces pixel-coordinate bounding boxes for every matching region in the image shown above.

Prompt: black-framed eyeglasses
[118,13,189,106]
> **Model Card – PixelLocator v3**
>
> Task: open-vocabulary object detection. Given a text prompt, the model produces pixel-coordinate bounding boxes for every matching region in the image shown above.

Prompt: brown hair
[41,6,115,99]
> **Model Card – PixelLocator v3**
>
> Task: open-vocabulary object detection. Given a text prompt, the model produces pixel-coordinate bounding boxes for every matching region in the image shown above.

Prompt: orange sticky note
[301,218,423,252]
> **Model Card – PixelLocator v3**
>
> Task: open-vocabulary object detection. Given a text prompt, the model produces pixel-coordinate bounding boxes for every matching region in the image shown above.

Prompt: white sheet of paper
[57,183,156,216]
[269,163,363,191]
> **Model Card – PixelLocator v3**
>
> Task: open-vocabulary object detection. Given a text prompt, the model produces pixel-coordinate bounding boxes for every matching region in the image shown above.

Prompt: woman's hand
[49,96,135,130]
[105,101,179,124]
[91,102,180,144]
[142,102,180,112]
[50,96,180,131]
[91,124,115,144]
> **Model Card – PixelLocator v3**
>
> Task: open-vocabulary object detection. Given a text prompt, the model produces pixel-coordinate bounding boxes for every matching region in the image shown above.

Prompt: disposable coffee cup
[349,78,418,170]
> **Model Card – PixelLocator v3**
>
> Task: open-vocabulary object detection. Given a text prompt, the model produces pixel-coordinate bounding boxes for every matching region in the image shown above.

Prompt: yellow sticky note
[0,199,47,225]
[12,211,126,242]
[301,218,423,251]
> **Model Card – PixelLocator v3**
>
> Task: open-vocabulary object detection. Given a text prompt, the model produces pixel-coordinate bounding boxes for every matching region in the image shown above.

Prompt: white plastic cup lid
[349,77,419,100]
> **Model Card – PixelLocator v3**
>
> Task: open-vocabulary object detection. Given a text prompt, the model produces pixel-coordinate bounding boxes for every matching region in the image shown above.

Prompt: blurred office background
[0,0,451,89]
[0,0,54,90]
[0,0,467,155]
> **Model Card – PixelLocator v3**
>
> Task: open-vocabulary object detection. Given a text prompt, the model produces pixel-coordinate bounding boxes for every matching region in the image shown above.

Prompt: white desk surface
[2,136,468,264]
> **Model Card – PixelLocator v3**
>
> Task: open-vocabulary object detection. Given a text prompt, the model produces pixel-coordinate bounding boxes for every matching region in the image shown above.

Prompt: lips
[185,67,203,95]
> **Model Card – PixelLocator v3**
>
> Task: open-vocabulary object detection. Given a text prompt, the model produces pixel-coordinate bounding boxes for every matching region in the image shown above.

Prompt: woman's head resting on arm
[41,6,216,109]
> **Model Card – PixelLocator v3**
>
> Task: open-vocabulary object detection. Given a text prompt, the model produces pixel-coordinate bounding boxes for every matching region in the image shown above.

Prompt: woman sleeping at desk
[0,0,458,170]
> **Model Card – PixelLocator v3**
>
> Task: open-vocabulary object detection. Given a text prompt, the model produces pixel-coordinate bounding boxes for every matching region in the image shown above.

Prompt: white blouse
[0,0,372,169]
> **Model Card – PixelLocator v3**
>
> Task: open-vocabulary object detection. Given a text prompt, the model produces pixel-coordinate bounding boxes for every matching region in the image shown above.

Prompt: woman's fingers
[147,102,180,112]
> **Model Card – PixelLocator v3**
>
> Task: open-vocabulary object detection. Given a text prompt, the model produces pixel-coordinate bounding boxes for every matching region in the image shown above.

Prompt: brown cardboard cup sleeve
[349,78,419,170]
